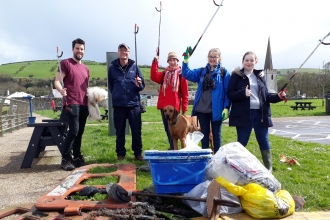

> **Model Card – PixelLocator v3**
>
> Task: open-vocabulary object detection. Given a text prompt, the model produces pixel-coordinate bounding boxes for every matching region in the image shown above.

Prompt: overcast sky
[0,0,329,72]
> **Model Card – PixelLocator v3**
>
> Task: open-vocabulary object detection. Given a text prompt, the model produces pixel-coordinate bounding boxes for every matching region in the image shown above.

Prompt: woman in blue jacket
[182,47,231,153]
[227,51,285,172]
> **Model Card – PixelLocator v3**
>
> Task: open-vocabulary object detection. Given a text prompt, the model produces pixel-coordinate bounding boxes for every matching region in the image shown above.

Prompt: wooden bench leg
[21,127,44,168]
[48,127,65,155]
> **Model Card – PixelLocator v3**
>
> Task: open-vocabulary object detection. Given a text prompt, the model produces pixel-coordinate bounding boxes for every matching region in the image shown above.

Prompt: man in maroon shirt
[54,38,90,171]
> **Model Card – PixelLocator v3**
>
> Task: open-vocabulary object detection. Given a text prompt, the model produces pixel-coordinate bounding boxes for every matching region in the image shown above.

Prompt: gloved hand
[183,46,192,63]
[222,108,229,121]
[278,88,287,102]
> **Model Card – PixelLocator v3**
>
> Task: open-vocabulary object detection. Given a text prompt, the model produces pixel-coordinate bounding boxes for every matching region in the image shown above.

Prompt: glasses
[208,56,219,59]
[119,50,130,53]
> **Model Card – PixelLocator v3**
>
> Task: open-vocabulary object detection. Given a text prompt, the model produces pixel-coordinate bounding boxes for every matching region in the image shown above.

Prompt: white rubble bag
[182,180,243,216]
[206,142,281,193]
[180,131,204,151]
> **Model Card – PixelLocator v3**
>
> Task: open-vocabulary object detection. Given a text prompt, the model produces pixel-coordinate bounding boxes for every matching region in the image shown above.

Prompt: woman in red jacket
[150,51,189,150]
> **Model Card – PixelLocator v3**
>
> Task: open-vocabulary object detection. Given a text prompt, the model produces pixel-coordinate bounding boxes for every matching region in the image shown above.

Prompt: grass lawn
[35,99,330,212]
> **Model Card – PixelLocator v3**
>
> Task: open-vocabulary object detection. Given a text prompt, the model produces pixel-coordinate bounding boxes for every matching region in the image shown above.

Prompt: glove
[278,88,287,102]
[222,108,229,121]
[183,46,192,63]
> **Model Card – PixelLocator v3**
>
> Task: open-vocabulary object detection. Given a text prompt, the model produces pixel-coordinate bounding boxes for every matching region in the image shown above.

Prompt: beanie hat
[167,52,179,62]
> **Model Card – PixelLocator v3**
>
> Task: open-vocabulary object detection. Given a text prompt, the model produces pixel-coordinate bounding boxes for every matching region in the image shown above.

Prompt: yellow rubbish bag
[216,177,295,219]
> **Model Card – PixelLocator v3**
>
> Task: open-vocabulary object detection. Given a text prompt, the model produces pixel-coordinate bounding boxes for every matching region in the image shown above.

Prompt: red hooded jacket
[150,60,189,113]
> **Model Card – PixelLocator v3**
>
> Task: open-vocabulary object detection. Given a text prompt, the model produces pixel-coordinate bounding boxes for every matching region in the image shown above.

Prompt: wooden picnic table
[291,102,316,110]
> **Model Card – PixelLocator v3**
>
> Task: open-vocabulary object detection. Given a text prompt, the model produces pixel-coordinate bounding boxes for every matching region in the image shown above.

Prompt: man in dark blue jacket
[108,43,145,161]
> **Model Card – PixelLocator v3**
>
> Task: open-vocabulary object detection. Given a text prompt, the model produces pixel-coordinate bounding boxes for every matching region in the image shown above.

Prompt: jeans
[236,109,270,150]
[196,112,222,153]
[113,106,142,157]
[62,105,89,158]
[161,110,174,150]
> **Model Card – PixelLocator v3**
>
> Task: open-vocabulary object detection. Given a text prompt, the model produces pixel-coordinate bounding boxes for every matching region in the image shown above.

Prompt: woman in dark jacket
[227,51,285,172]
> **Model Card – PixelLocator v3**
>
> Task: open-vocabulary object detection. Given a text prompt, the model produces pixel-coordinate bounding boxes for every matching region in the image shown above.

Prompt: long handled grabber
[56,47,64,88]
[319,32,330,45]
[56,47,72,114]
[79,180,241,220]
[155,1,163,57]
[134,23,141,86]
[279,31,330,94]
[134,23,139,69]
[183,0,225,57]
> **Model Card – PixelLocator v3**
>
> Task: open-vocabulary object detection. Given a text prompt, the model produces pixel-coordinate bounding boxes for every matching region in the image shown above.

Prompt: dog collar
[171,115,179,125]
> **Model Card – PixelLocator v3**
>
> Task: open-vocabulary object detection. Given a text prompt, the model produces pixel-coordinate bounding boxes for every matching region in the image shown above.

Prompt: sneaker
[72,155,87,168]
[117,156,125,161]
[135,155,144,161]
[61,157,75,171]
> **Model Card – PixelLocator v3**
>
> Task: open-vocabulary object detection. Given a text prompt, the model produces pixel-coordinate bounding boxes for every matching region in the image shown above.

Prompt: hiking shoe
[117,156,125,161]
[72,155,87,168]
[61,157,75,171]
[135,155,144,161]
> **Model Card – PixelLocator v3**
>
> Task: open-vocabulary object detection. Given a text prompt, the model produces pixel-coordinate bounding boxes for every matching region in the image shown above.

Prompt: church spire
[264,36,273,70]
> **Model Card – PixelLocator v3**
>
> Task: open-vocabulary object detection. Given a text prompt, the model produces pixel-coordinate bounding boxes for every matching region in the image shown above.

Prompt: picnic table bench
[21,109,67,168]
[101,109,108,120]
[291,102,316,110]
[53,106,62,113]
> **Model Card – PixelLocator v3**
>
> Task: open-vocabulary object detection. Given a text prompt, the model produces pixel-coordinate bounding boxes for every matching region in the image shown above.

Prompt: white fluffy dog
[86,87,108,122]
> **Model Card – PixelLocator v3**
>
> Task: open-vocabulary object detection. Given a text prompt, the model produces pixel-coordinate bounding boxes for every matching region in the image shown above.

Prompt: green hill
[0,60,152,80]
[0,60,321,79]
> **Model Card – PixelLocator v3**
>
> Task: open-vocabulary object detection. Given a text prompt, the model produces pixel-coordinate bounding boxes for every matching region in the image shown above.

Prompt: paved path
[0,114,68,210]
[271,116,330,145]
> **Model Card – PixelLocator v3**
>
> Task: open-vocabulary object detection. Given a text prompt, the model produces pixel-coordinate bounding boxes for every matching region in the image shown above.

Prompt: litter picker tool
[320,32,330,45]
[155,1,163,57]
[56,47,72,113]
[134,23,139,69]
[183,0,225,57]
[279,31,330,92]
[133,23,143,88]
[56,47,64,88]
[134,23,141,86]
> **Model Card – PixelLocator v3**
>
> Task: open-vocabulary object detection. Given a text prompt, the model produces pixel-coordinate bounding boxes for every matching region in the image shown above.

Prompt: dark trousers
[196,112,222,153]
[236,109,270,150]
[161,110,174,150]
[113,106,142,157]
[62,105,89,158]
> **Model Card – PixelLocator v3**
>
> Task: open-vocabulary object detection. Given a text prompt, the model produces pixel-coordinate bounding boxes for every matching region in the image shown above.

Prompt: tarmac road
[270,116,330,145]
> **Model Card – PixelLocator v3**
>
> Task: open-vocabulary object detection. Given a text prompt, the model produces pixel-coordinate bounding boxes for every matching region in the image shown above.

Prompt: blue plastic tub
[144,149,213,194]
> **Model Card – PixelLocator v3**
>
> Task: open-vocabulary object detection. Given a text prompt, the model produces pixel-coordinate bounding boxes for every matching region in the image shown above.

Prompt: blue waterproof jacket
[182,62,231,121]
[227,68,282,127]
[108,58,145,107]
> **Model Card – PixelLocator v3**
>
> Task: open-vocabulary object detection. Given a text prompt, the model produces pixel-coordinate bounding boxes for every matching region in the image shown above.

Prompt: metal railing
[0,96,30,137]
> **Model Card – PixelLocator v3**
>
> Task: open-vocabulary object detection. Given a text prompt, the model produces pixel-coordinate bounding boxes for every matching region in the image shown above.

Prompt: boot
[261,149,272,173]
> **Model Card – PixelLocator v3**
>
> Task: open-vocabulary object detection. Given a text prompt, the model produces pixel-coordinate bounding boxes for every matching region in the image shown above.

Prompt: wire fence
[0,97,30,137]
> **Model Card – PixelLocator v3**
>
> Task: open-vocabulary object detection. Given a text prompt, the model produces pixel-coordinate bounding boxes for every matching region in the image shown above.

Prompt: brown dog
[163,105,201,150]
